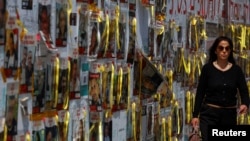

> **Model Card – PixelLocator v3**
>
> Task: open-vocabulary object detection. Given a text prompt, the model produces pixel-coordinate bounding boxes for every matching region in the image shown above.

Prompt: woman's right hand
[191,117,199,128]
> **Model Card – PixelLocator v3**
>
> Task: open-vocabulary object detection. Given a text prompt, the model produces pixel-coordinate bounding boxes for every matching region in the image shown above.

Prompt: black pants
[199,104,237,141]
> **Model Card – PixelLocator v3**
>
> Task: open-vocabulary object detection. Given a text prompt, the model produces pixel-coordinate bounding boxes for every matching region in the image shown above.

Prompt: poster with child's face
[4,29,19,78]
[31,120,45,141]
[57,58,69,110]
[6,82,19,138]
[38,0,57,52]
[33,60,46,113]
[45,117,58,141]
[78,2,88,55]
[89,72,101,109]
[38,1,52,44]
[56,0,67,48]
[58,110,69,141]
[38,1,51,32]
[72,108,85,141]
[121,67,128,108]
[88,22,99,57]
[70,58,80,98]
[20,43,35,93]
[45,55,60,110]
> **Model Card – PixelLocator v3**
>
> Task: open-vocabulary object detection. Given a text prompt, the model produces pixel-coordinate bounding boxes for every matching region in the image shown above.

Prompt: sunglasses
[217,46,230,52]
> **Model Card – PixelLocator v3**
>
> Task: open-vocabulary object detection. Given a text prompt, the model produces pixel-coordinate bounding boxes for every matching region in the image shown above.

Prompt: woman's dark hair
[208,36,236,64]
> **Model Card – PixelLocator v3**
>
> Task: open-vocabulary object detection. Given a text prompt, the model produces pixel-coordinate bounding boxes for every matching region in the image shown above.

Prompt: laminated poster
[6,82,19,140]
[17,93,32,137]
[103,112,112,141]
[31,120,45,141]
[57,57,70,110]
[44,116,58,141]
[19,0,38,33]
[38,0,57,52]
[33,57,46,113]
[112,110,127,141]
[55,0,68,48]
[19,42,35,93]
[69,58,81,98]
[134,50,171,101]
[72,107,85,141]
[88,22,99,59]
[45,55,59,110]
[89,71,102,111]
[58,110,69,141]
[78,2,88,55]
[4,29,19,78]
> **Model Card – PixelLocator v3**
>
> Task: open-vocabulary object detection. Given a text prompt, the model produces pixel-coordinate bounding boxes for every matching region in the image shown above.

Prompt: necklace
[214,61,231,71]
[215,61,228,68]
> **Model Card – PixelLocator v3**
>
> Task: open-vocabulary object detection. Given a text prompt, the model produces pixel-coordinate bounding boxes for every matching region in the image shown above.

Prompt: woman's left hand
[238,104,248,114]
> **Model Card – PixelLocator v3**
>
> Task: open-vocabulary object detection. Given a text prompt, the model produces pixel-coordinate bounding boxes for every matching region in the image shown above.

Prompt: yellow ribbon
[110,62,115,109]
[156,13,165,22]
[63,111,70,141]
[230,24,236,47]
[200,28,207,40]
[102,14,110,57]
[63,59,71,110]
[127,64,131,111]
[189,52,203,87]
[2,125,7,141]
[115,6,121,50]
[167,115,172,140]
[174,101,181,136]
[15,8,28,41]
[98,121,103,141]
[240,25,246,52]
[117,66,123,105]
[165,69,173,92]
[180,48,191,75]
[185,90,192,124]
[26,132,31,141]
[155,21,165,35]
[53,57,59,108]
[132,102,136,141]
[247,80,250,98]
[162,117,166,141]
[67,0,73,42]
[88,3,102,22]
[131,17,137,34]
[247,26,250,50]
